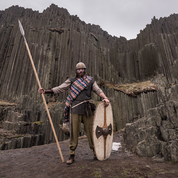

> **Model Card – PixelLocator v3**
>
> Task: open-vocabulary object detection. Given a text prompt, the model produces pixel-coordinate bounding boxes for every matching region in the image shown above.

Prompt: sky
[1,0,178,40]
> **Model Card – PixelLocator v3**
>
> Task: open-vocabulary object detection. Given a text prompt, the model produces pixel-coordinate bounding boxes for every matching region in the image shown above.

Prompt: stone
[124,97,178,162]
[136,136,161,157]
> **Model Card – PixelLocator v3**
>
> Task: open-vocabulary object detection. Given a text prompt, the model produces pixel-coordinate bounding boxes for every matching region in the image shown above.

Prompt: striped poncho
[63,76,92,123]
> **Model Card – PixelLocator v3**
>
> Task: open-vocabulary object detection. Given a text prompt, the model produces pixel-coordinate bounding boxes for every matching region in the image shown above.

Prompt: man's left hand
[102,98,110,107]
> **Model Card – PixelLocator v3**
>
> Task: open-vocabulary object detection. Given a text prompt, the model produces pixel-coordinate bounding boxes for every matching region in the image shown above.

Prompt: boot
[66,155,75,165]
[93,154,98,160]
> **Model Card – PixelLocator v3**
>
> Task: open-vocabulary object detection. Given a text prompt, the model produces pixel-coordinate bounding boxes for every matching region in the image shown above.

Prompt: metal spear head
[18,19,27,42]
[18,19,25,36]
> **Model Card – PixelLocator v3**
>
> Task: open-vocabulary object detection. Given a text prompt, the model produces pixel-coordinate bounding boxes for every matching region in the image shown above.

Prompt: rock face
[0,4,178,161]
[0,97,69,150]
[124,85,178,162]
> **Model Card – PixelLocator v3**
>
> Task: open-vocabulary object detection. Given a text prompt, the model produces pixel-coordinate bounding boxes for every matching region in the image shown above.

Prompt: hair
[75,69,87,78]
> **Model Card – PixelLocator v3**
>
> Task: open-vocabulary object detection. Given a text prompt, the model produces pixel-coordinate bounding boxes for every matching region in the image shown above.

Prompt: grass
[171,170,178,176]
[98,80,158,97]
[33,121,44,125]
[92,168,102,178]
[120,167,142,178]
[78,165,87,169]
[120,169,130,178]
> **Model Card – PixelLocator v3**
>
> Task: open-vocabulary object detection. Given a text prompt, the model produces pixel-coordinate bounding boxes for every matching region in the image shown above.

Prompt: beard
[78,72,84,77]
[76,70,86,78]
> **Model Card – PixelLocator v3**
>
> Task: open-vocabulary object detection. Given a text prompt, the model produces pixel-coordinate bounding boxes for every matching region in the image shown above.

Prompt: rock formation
[124,84,178,162]
[0,4,178,161]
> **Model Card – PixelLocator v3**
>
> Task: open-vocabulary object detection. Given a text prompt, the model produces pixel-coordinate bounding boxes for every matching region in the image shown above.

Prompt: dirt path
[0,131,178,178]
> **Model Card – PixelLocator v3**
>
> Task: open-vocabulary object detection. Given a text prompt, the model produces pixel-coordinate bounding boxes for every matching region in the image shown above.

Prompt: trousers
[69,114,95,155]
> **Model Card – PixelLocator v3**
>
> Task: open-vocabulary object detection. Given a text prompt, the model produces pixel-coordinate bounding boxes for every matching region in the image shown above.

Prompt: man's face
[77,68,85,77]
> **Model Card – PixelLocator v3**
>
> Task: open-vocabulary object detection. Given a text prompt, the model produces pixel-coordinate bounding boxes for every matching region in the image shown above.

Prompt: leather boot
[66,155,75,165]
[94,154,98,160]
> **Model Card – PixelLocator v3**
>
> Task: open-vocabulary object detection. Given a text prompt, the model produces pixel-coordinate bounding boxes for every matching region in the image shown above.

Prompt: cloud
[1,0,178,39]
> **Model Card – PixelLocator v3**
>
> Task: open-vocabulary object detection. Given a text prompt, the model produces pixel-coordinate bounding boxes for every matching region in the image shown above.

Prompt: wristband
[44,89,54,94]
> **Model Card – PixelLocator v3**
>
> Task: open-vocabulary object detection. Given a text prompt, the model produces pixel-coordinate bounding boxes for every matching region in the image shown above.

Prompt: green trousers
[69,114,95,156]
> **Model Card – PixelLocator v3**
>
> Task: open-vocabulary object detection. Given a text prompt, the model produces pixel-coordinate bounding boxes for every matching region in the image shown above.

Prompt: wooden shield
[93,101,113,161]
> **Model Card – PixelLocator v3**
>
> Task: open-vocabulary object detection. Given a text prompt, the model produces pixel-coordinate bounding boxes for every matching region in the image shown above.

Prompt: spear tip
[18,19,25,36]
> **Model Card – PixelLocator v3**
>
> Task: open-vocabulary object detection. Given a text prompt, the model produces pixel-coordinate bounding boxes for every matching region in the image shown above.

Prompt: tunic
[52,77,103,115]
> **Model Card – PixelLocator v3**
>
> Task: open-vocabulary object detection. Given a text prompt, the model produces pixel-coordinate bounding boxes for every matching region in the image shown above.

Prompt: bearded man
[38,62,109,165]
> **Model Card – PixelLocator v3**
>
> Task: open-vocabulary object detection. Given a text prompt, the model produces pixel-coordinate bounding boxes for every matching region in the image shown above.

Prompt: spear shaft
[18,20,64,163]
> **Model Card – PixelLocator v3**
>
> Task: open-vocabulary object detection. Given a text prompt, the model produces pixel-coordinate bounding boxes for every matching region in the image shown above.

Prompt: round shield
[93,101,113,161]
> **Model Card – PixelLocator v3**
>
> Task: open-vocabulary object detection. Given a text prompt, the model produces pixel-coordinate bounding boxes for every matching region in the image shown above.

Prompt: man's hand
[99,92,110,107]
[58,122,70,135]
[102,98,110,107]
[63,122,70,130]
[38,88,45,94]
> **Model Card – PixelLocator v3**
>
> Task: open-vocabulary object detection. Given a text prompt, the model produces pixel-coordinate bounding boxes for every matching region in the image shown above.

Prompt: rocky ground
[0,130,178,178]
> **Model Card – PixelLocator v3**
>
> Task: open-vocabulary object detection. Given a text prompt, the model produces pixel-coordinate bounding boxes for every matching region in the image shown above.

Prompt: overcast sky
[1,0,178,40]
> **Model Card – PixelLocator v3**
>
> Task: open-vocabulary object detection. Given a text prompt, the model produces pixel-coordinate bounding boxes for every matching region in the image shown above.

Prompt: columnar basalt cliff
[0,4,178,161]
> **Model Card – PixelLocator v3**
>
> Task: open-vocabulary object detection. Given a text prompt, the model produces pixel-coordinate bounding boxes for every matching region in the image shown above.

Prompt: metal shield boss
[93,102,113,161]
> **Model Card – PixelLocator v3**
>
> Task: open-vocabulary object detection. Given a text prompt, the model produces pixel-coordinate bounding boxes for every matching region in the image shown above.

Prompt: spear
[18,20,64,163]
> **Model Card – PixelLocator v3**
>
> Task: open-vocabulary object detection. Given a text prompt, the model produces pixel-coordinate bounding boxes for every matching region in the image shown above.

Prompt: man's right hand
[38,88,45,94]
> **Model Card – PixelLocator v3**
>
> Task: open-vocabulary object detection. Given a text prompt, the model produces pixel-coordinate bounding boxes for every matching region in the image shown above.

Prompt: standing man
[38,62,109,165]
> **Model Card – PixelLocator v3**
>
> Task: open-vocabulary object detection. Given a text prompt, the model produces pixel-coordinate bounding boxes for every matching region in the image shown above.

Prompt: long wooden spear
[18,20,64,163]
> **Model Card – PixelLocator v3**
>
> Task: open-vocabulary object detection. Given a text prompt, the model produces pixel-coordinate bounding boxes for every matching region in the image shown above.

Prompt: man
[38,62,109,165]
